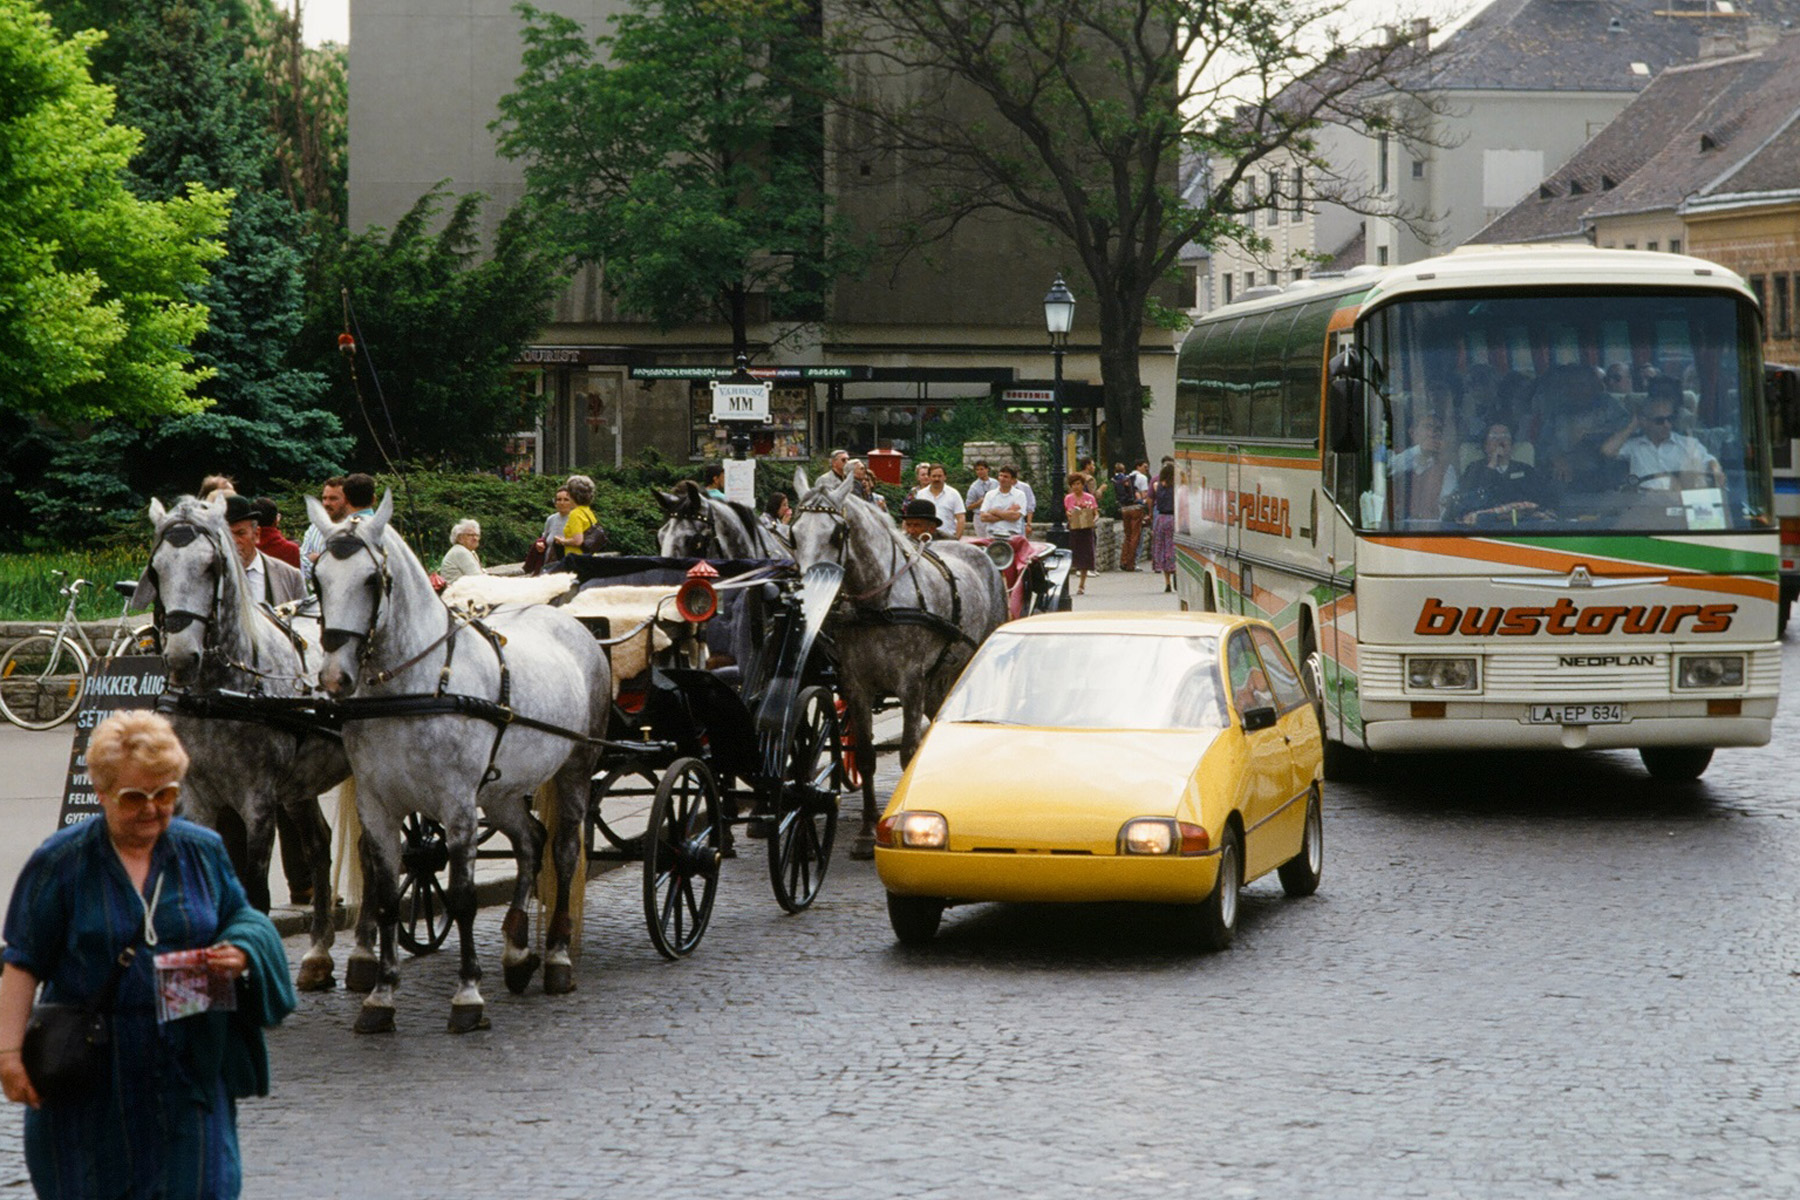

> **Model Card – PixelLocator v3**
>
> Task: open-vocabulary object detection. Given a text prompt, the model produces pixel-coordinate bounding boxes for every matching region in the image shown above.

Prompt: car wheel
[1639,746,1713,781]
[1188,826,1240,952]
[887,892,944,946]
[1277,788,1323,898]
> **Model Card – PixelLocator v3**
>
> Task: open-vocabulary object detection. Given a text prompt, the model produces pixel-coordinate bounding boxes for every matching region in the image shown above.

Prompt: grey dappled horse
[143,496,347,991]
[787,469,1005,857]
[306,491,610,1034]
[655,480,790,560]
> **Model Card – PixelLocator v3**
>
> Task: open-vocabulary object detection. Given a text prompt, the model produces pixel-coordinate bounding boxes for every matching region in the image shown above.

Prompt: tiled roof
[1590,33,1800,215]
[1417,0,1800,92]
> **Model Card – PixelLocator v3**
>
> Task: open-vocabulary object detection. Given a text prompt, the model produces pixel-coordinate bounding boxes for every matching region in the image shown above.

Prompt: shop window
[690,384,812,460]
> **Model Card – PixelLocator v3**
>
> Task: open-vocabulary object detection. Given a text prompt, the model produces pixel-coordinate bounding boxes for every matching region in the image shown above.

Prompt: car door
[1250,624,1319,859]
[1225,628,1290,880]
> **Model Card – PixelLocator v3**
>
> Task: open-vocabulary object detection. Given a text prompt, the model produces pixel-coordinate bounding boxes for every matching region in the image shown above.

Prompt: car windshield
[1350,291,1772,534]
[935,631,1227,731]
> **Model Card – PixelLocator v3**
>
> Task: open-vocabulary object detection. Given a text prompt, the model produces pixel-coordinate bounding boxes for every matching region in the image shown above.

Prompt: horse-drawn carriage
[139,478,1065,1033]
[400,554,851,961]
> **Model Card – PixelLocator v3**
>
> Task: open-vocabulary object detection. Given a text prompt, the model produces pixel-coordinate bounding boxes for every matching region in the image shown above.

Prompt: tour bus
[1173,246,1777,780]
[1765,363,1799,634]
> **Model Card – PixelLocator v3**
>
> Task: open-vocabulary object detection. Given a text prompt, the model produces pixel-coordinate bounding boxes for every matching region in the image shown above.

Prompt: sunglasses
[113,782,181,810]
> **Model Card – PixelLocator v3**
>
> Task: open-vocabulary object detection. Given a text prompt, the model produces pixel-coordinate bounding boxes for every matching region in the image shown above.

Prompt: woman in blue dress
[0,711,295,1199]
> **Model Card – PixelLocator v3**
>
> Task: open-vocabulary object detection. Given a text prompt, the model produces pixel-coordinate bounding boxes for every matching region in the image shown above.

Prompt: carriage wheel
[588,764,660,857]
[768,686,840,913]
[642,758,723,960]
[834,695,863,790]
[395,813,453,955]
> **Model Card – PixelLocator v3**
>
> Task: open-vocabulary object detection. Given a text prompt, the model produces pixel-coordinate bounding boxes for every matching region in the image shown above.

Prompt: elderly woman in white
[437,518,484,585]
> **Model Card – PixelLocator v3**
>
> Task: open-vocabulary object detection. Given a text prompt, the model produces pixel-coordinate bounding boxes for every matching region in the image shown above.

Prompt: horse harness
[316,528,598,784]
[795,497,977,677]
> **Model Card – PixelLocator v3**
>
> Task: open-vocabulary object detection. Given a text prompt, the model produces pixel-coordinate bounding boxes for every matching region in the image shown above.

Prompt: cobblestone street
[5,573,1799,1197]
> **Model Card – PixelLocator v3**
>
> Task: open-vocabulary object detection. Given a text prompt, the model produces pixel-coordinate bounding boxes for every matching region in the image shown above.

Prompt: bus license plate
[1526,703,1625,725]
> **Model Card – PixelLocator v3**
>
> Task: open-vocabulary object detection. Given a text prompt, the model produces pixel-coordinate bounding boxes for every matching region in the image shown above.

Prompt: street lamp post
[1043,274,1076,536]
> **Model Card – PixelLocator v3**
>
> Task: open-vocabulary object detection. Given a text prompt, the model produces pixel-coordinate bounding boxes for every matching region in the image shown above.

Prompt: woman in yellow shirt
[556,474,599,560]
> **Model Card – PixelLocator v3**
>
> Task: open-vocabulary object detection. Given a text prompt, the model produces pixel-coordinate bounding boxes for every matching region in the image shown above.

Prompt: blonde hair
[88,711,189,794]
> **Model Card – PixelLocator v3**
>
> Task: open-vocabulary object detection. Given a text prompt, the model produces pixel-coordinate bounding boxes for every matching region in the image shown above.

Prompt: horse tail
[330,776,364,921]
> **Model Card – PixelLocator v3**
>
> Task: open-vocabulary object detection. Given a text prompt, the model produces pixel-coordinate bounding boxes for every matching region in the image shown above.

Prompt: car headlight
[1406,656,1479,691]
[875,811,948,849]
[1119,818,1210,856]
[1677,654,1744,689]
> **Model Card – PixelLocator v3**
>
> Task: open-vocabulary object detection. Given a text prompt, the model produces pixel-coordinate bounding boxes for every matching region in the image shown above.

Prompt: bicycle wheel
[0,635,89,730]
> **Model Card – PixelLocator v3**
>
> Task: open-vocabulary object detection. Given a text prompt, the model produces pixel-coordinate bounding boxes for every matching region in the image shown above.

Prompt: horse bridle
[795,496,932,604]
[148,520,308,688]
[317,525,393,663]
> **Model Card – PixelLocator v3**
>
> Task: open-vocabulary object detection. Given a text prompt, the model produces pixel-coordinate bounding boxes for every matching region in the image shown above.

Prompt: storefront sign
[711,380,772,422]
[636,365,867,381]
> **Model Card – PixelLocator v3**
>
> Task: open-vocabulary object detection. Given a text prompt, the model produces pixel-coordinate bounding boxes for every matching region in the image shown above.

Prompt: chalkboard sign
[59,656,167,829]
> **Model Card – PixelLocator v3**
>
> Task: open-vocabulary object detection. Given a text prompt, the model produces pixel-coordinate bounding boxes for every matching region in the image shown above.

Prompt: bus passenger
[1601,378,1725,492]
[1452,422,1556,526]
[1389,408,1458,523]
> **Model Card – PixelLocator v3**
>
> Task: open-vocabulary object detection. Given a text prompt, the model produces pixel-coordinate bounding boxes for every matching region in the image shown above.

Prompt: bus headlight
[1405,656,1479,691]
[1676,655,1744,689]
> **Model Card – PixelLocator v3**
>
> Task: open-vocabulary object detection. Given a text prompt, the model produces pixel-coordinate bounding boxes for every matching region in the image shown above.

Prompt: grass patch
[0,549,150,622]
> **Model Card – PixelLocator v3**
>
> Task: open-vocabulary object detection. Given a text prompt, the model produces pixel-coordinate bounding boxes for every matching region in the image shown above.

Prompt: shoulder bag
[22,941,138,1106]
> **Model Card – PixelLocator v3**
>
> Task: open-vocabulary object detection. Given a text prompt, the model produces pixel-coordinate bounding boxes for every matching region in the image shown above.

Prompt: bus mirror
[1328,352,1365,453]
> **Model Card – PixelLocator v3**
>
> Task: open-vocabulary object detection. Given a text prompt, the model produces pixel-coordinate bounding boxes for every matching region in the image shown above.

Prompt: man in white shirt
[298,475,348,590]
[922,464,965,538]
[977,465,1028,538]
[1603,381,1725,492]
[964,460,997,517]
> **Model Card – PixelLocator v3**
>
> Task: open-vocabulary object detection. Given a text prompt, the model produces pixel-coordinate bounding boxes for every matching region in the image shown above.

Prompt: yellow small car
[875,611,1324,948]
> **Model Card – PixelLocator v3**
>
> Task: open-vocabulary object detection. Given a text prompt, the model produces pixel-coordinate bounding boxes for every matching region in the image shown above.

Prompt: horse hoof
[543,962,575,995]
[353,1004,396,1035]
[295,959,336,992]
[849,834,876,861]
[345,957,381,994]
[503,952,542,996]
[447,1004,490,1034]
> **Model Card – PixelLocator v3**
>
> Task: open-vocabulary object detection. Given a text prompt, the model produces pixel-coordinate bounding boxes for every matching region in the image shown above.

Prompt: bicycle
[0,572,160,731]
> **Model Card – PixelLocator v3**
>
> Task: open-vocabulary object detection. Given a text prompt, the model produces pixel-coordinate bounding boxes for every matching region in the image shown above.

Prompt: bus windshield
[1354,291,1772,534]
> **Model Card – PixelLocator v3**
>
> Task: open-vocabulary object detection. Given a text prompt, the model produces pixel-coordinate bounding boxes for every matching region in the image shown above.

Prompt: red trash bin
[866,448,903,485]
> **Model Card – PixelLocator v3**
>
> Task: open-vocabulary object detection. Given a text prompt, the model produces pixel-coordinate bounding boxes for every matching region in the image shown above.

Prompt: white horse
[787,469,1006,856]
[143,495,347,991]
[307,491,611,1034]
[655,480,790,560]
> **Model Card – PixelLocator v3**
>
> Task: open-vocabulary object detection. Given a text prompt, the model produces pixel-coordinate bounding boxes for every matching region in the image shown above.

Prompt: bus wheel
[1640,746,1713,781]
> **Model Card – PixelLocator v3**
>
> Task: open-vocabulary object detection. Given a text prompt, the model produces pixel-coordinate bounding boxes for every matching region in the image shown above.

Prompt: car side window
[1227,630,1276,714]
[1250,627,1309,711]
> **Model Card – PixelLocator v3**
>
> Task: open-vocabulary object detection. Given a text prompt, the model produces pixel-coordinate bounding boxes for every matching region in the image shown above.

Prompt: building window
[1292,268,1305,281]
[1267,170,1281,216]
[1377,245,1390,266]
[1292,167,1304,220]
[1749,274,1767,316]
[1646,241,1659,252]
[1411,159,1425,179]
[1268,270,1277,287]
[1624,242,1636,250]
[1378,133,1390,192]
[1776,274,1792,336]
[1223,273,1233,303]
[1670,238,1682,254]
[1245,272,1256,294]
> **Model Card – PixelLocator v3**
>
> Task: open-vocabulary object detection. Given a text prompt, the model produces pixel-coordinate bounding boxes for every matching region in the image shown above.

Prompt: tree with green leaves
[100,0,348,493]
[493,0,866,358]
[832,0,1435,464]
[248,0,346,230]
[296,188,566,471]
[0,0,227,426]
